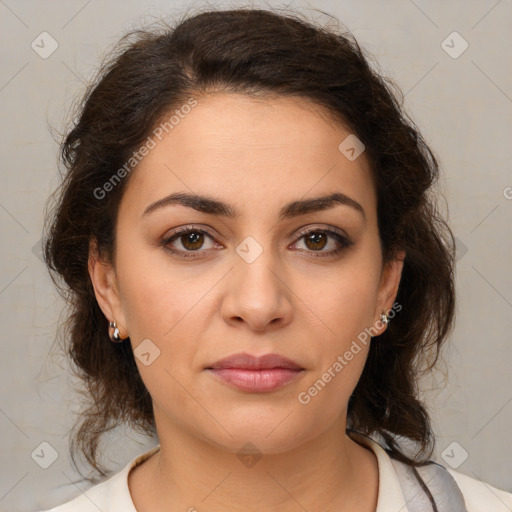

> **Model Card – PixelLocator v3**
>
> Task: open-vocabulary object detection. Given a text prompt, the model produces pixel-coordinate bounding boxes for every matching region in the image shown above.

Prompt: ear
[373,249,406,336]
[88,238,128,339]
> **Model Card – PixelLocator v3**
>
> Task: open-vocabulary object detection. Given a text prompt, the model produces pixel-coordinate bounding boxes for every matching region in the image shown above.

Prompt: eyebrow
[142,191,366,222]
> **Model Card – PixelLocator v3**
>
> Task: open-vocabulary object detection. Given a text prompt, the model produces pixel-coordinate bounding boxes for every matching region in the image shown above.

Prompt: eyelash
[160,225,353,259]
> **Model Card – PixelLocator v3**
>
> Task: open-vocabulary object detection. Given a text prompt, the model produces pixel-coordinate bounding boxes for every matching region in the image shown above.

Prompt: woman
[39,6,512,512]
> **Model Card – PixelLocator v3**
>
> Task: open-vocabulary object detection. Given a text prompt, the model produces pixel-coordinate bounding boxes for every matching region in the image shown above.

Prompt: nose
[221,248,293,333]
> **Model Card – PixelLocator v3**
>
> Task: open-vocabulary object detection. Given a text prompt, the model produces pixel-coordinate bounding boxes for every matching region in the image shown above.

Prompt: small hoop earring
[380,313,389,325]
[109,321,123,343]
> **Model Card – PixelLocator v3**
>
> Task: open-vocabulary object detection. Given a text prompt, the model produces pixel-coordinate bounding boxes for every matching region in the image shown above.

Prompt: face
[90,93,404,455]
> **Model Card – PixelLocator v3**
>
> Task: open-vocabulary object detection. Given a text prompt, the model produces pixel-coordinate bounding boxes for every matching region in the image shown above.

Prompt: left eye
[161,226,352,258]
[293,229,350,254]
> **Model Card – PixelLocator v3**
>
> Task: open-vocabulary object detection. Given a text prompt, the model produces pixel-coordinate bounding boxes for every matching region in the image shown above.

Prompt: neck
[129,410,379,512]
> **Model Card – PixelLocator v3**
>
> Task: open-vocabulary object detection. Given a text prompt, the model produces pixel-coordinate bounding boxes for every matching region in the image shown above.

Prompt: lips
[206,352,305,392]
[207,352,304,371]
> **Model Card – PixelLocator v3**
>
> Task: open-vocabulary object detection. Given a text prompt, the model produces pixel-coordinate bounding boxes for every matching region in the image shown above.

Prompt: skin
[89,93,405,512]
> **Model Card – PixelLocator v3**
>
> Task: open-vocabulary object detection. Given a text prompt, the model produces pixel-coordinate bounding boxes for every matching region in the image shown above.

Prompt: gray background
[0,0,511,510]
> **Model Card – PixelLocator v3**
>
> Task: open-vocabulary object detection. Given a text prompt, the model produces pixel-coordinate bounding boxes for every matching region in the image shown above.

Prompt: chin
[192,408,320,456]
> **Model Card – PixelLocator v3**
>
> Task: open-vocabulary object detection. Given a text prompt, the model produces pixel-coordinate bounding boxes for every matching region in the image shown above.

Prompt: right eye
[161,226,221,258]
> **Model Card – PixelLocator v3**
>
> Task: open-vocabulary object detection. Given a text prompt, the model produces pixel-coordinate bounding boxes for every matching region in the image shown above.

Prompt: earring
[380,313,389,325]
[109,321,123,343]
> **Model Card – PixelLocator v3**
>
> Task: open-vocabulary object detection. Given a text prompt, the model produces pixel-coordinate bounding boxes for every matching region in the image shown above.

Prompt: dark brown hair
[44,5,455,483]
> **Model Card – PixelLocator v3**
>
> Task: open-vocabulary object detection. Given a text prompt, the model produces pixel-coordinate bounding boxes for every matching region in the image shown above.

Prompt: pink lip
[206,353,305,393]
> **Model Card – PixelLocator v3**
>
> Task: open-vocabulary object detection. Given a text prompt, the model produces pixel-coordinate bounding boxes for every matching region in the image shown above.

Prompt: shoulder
[349,431,512,512]
[446,467,512,512]
[36,472,128,512]
[36,477,115,512]
[36,445,160,512]
[396,455,512,512]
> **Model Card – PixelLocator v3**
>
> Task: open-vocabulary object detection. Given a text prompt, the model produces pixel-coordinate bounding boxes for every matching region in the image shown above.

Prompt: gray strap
[390,457,468,512]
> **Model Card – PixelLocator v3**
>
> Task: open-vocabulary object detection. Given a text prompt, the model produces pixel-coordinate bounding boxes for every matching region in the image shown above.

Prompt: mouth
[205,352,305,393]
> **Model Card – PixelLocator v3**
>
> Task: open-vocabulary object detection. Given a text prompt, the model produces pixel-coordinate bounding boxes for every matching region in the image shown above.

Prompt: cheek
[296,286,373,420]
[115,245,214,376]
[296,258,381,402]
[115,240,201,339]
[308,264,381,341]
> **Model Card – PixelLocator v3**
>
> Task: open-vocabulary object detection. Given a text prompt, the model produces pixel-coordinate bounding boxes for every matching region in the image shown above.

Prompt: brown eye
[161,225,352,260]
[293,227,353,258]
[180,231,205,251]
[304,232,328,251]
[161,227,217,258]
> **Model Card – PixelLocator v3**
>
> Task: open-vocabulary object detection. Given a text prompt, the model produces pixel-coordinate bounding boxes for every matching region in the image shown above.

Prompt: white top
[39,435,512,512]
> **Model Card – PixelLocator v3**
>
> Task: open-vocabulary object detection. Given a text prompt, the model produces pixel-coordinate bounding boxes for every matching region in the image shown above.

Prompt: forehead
[120,93,376,222]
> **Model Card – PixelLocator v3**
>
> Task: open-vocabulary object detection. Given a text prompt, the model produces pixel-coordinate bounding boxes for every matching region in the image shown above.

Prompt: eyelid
[162,223,348,242]
[160,224,218,247]
[294,224,349,240]
[161,224,219,243]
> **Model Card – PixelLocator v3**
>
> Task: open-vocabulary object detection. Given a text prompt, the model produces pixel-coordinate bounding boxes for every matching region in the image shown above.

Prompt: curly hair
[43,6,455,482]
